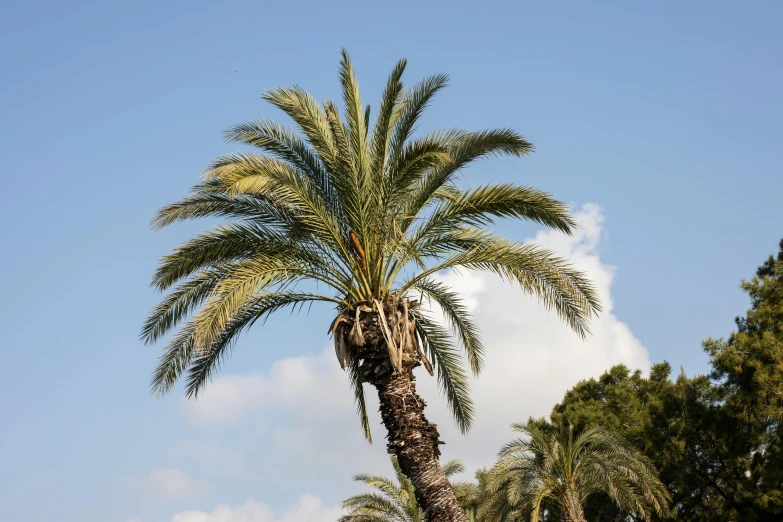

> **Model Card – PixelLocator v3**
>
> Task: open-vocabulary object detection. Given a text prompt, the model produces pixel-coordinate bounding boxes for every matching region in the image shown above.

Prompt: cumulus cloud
[171,495,341,522]
[419,203,650,470]
[125,468,203,502]
[183,353,349,427]
[182,204,650,476]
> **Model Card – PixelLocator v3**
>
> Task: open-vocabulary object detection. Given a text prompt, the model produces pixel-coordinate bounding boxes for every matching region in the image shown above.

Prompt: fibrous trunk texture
[336,297,467,522]
[375,364,466,522]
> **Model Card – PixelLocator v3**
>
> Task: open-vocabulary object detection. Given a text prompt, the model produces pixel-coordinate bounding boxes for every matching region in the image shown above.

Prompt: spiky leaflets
[143,49,600,439]
[340,456,465,522]
[483,423,670,522]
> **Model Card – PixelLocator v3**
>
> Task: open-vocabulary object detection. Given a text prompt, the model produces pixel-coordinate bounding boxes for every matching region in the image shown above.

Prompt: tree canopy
[536,239,783,521]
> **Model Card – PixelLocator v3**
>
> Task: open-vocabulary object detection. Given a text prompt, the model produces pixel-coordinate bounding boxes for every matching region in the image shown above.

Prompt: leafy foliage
[340,456,466,522]
[143,50,600,439]
[539,238,783,521]
[482,423,670,522]
[702,238,783,518]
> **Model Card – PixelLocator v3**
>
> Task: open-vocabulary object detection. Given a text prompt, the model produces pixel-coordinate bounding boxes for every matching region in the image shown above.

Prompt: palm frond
[151,222,296,291]
[442,458,466,477]
[487,422,670,521]
[347,357,372,442]
[411,277,484,375]
[370,59,407,178]
[417,183,576,239]
[339,49,369,180]
[146,52,601,447]
[261,86,338,173]
[184,292,340,398]
[142,271,222,344]
[403,237,601,338]
[341,456,424,522]
[414,313,474,433]
[222,119,330,201]
[388,73,450,169]
[399,129,534,232]
[150,187,288,230]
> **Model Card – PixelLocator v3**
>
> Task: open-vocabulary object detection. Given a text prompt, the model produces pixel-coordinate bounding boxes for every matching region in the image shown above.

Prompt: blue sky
[1,1,781,521]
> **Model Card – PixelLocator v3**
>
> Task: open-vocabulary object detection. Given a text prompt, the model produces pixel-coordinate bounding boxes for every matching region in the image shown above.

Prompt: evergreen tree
[540,239,783,521]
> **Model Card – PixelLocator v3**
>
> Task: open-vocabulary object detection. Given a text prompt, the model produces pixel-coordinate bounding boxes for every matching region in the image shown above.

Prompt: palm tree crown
[142,50,600,440]
[483,423,670,522]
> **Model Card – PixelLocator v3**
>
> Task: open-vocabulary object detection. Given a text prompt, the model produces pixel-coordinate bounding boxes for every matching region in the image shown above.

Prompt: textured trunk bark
[372,365,467,522]
[337,297,467,522]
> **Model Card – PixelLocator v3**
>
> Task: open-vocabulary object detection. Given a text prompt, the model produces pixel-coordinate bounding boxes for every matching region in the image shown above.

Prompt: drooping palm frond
[414,313,474,434]
[483,423,671,522]
[144,49,601,438]
[411,277,483,375]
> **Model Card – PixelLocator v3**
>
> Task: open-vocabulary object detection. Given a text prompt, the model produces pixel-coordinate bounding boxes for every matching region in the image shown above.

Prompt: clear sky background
[1,1,781,521]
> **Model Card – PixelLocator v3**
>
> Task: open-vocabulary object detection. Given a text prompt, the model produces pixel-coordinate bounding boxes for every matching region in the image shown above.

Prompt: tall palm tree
[341,456,465,522]
[142,50,601,522]
[483,423,670,522]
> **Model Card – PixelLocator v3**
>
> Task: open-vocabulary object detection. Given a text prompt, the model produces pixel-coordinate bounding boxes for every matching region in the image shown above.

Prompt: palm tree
[451,468,501,522]
[341,456,465,522]
[483,423,670,522]
[142,50,601,522]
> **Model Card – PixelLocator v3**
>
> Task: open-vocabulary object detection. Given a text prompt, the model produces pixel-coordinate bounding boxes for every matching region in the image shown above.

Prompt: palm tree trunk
[341,297,467,522]
[372,366,467,522]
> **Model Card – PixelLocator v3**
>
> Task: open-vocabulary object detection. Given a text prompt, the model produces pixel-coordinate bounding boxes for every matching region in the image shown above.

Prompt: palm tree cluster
[144,51,601,522]
[342,423,670,522]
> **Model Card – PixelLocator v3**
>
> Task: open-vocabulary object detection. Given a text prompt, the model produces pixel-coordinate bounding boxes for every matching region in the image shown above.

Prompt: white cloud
[125,468,203,502]
[183,353,348,426]
[182,204,650,477]
[419,203,650,471]
[171,495,341,522]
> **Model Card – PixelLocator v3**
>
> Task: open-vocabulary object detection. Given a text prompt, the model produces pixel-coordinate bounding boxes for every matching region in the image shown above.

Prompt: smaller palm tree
[451,468,507,522]
[341,456,466,522]
[483,423,670,522]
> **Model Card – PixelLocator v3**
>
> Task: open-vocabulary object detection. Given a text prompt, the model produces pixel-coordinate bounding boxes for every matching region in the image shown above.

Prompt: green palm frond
[485,422,671,521]
[150,187,287,230]
[370,59,407,178]
[339,49,369,180]
[151,222,295,291]
[387,73,450,172]
[341,456,467,522]
[261,86,338,172]
[442,459,466,477]
[414,313,474,434]
[223,119,328,191]
[415,183,576,240]
[144,50,601,439]
[403,237,601,339]
[142,271,223,345]
[411,277,484,375]
[398,129,534,230]
[149,292,339,398]
[348,357,372,443]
